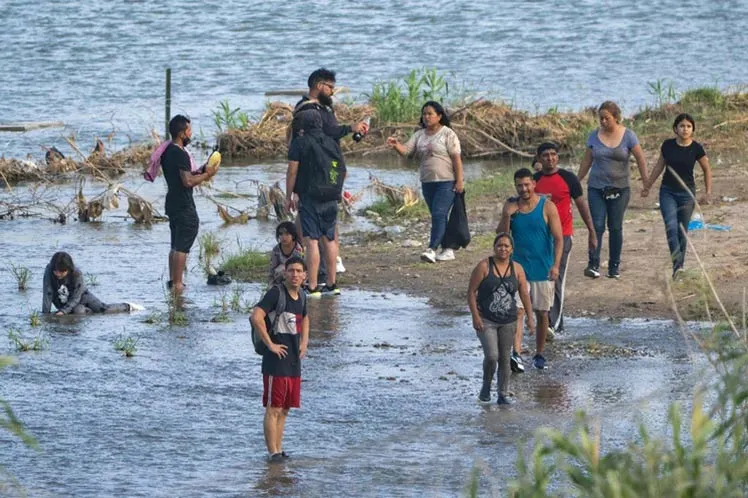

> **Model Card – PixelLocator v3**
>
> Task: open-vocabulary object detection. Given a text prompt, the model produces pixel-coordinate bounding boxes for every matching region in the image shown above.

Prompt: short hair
[536,142,559,156]
[493,232,514,248]
[276,220,298,242]
[673,113,696,132]
[513,167,534,181]
[285,255,307,271]
[51,251,74,272]
[419,101,451,128]
[308,68,336,89]
[292,109,323,133]
[169,114,191,139]
[598,101,622,122]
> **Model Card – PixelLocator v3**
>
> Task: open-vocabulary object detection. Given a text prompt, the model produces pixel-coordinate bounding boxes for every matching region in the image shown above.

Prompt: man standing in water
[498,168,563,370]
[161,115,219,294]
[534,142,596,336]
[250,256,309,462]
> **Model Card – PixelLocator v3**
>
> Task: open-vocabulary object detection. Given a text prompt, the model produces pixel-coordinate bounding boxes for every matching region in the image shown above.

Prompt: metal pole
[165,68,171,140]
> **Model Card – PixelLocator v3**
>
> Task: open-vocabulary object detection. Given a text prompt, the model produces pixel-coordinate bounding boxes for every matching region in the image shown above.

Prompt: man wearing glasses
[293,68,369,141]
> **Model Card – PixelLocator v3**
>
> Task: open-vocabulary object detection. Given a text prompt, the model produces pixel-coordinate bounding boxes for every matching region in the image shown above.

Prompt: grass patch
[465,171,515,202]
[29,311,41,327]
[143,312,162,325]
[8,263,30,291]
[221,248,270,282]
[8,328,47,352]
[113,334,137,357]
[199,232,222,275]
[365,198,430,221]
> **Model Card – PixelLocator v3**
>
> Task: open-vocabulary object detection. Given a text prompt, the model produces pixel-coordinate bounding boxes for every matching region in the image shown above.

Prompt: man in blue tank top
[498,168,563,370]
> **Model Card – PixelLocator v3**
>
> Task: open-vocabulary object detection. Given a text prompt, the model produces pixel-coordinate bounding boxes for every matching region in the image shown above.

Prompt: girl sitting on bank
[42,252,142,315]
[268,221,305,287]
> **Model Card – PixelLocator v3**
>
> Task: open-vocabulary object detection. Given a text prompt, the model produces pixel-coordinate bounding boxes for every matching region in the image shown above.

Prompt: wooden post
[165,68,171,140]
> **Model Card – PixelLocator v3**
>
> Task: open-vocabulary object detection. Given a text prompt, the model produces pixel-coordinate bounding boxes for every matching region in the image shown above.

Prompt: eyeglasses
[320,82,336,91]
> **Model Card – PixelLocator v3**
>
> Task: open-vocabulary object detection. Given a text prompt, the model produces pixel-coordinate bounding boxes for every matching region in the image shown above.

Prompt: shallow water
[2,0,747,158]
[1,212,703,498]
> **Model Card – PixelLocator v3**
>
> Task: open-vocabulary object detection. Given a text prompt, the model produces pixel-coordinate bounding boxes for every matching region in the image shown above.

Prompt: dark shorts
[299,196,337,241]
[263,375,301,409]
[169,211,199,253]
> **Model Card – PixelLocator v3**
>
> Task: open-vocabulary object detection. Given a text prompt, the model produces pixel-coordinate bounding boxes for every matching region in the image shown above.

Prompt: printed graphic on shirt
[57,284,69,304]
[489,285,513,317]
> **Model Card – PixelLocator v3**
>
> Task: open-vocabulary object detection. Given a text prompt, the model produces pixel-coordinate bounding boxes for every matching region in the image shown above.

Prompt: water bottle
[352,116,371,142]
[688,212,704,231]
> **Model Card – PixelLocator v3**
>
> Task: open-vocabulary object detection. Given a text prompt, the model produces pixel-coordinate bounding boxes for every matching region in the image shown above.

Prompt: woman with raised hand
[577,101,648,279]
[386,101,464,263]
[467,233,533,405]
[642,113,712,278]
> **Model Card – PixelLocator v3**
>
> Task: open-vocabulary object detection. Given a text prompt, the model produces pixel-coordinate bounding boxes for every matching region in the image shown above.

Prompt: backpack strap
[269,284,286,334]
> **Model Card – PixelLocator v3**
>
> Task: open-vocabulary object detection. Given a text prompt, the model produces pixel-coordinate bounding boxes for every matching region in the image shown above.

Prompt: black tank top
[477,257,518,325]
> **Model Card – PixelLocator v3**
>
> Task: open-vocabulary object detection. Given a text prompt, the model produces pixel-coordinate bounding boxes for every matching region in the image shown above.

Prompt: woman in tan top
[387,101,464,263]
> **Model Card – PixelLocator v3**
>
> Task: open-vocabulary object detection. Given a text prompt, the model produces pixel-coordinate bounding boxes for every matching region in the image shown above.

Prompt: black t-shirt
[258,285,307,377]
[161,143,196,216]
[660,138,706,192]
[292,97,351,142]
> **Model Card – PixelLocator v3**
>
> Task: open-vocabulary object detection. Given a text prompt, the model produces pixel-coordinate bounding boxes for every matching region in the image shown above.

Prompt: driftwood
[370,174,420,213]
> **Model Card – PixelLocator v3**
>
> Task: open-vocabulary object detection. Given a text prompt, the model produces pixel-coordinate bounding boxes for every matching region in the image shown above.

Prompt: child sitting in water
[268,221,304,287]
[42,252,143,315]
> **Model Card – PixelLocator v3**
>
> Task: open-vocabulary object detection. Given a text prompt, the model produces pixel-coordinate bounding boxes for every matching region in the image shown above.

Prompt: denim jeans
[587,186,631,269]
[659,185,695,271]
[421,181,455,250]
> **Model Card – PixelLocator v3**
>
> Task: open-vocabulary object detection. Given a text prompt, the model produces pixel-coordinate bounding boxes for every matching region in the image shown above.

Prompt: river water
[0,162,704,495]
[2,0,747,158]
[0,2,721,495]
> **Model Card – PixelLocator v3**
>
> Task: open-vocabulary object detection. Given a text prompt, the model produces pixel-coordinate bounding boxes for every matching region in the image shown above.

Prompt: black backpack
[250,284,306,356]
[300,134,346,202]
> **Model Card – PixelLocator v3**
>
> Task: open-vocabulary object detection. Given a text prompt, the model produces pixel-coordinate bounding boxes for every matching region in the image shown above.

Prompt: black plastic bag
[442,191,470,250]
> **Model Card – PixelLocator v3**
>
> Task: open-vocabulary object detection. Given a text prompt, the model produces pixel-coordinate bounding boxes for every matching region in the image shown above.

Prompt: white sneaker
[420,248,436,263]
[336,256,346,273]
[126,303,145,312]
[435,248,455,261]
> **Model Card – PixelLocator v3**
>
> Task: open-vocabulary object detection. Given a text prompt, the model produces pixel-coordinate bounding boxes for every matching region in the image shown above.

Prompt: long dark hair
[419,101,451,128]
[50,251,74,272]
[673,113,696,132]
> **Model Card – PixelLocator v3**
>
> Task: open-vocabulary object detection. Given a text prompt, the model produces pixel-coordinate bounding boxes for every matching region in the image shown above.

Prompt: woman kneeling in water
[467,233,533,404]
[42,251,143,315]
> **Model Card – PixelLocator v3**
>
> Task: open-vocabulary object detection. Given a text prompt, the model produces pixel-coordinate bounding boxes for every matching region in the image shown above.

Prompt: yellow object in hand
[208,150,221,169]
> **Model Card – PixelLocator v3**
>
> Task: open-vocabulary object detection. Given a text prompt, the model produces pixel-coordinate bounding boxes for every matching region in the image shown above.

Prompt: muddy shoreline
[337,170,747,323]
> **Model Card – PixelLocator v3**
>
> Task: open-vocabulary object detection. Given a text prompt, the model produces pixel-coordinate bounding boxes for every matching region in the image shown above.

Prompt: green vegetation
[8,328,47,352]
[85,274,99,287]
[230,285,244,312]
[221,246,270,282]
[1,355,38,493]
[213,100,250,132]
[465,171,515,203]
[8,263,30,291]
[199,231,222,275]
[681,86,725,108]
[368,68,449,124]
[365,198,430,221]
[29,311,41,327]
[647,78,678,108]
[113,335,138,357]
[143,312,162,325]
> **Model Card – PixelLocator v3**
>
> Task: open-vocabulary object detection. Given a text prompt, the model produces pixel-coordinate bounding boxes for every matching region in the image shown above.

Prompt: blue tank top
[510,196,553,281]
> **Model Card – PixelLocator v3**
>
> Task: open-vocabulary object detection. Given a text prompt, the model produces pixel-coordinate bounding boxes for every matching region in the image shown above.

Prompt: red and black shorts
[263,375,301,409]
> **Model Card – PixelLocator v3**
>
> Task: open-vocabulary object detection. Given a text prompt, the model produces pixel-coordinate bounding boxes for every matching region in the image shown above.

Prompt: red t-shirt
[534,169,583,236]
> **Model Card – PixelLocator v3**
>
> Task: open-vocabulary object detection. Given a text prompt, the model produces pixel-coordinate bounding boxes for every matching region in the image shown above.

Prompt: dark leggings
[70,292,130,315]
[477,319,516,396]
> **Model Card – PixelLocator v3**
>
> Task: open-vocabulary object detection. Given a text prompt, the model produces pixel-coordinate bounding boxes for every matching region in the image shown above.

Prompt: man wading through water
[289,68,369,286]
[161,115,219,295]
[250,256,309,462]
